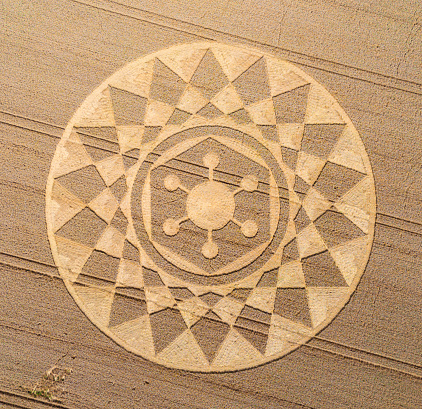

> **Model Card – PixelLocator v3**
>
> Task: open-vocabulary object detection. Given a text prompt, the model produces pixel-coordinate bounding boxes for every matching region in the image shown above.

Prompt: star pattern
[46,42,376,372]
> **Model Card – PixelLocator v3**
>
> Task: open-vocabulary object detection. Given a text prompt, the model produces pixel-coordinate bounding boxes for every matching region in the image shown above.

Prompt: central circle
[186,181,235,230]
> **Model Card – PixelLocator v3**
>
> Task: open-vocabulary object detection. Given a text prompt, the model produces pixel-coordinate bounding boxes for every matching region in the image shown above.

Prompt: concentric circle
[46,42,376,372]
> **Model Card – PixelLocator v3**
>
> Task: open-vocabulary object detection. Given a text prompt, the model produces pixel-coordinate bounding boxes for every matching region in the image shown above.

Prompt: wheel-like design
[46,42,376,372]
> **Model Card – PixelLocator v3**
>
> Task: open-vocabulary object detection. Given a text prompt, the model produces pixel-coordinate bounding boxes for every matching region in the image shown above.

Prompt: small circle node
[163,218,180,236]
[164,175,180,191]
[203,152,220,169]
[241,175,258,192]
[241,220,258,238]
[202,241,218,259]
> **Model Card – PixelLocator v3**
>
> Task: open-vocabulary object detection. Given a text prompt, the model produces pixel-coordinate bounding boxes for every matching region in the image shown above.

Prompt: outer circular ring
[46,42,376,372]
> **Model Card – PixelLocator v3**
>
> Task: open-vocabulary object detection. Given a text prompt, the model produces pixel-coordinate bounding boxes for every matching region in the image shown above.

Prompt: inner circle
[186,181,235,230]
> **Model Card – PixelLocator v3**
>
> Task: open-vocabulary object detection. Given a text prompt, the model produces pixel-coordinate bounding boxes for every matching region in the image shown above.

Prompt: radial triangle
[257,269,278,287]
[277,124,304,151]
[142,267,164,287]
[169,287,195,301]
[55,236,93,281]
[266,57,308,97]
[142,126,162,144]
[122,240,139,262]
[235,325,269,355]
[234,306,271,349]
[277,261,306,288]
[88,188,119,224]
[95,225,126,258]
[211,83,244,114]
[212,47,261,82]
[158,47,208,82]
[149,308,187,354]
[116,125,143,154]
[50,181,85,232]
[314,161,366,202]
[109,289,147,327]
[305,85,344,124]
[109,86,148,126]
[212,297,244,326]
[57,165,107,204]
[302,187,332,221]
[281,146,298,170]
[265,313,312,356]
[55,208,107,248]
[232,57,271,105]
[245,99,276,125]
[145,286,175,314]
[282,238,299,264]
[258,125,278,141]
[273,288,312,327]
[296,223,327,259]
[166,108,191,125]
[245,287,277,314]
[144,100,174,126]
[53,137,93,178]
[294,175,311,201]
[229,108,252,124]
[295,151,326,185]
[176,84,209,114]
[199,292,223,307]
[307,287,349,327]
[334,177,373,234]
[109,207,128,236]
[328,125,367,173]
[190,314,230,363]
[149,58,186,105]
[314,209,366,248]
[73,284,114,327]
[212,329,262,367]
[109,177,127,204]
[329,235,368,285]
[110,315,155,356]
[177,297,209,328]
[80,250,120,283]
[108,59,154,98]
[227,288,253,303]
[273,84,310,124]
[190,49,229,100]
[197,103,224,119]
[158,329,209,368]
[116,259,143,288]
[301,124,346,159]
[294,206,311,233]
[95,155,125,186]
[302,250,348,287]
[75,88,115,127]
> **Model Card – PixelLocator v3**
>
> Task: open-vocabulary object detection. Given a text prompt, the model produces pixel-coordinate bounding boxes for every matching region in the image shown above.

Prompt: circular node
[202,241,218,259]
[203,152,220,169]
[164,174,180,191]
[240,175,259,192]
[187,181,235,230]
[163,218,180,236]
[241,220,259,238]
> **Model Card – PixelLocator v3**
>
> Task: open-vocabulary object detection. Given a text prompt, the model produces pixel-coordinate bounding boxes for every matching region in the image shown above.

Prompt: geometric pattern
[46,42,376,372]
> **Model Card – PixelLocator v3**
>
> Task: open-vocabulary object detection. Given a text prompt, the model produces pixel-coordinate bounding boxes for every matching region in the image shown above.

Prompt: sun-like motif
[163,152,260,259]
[45,42,376,372]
